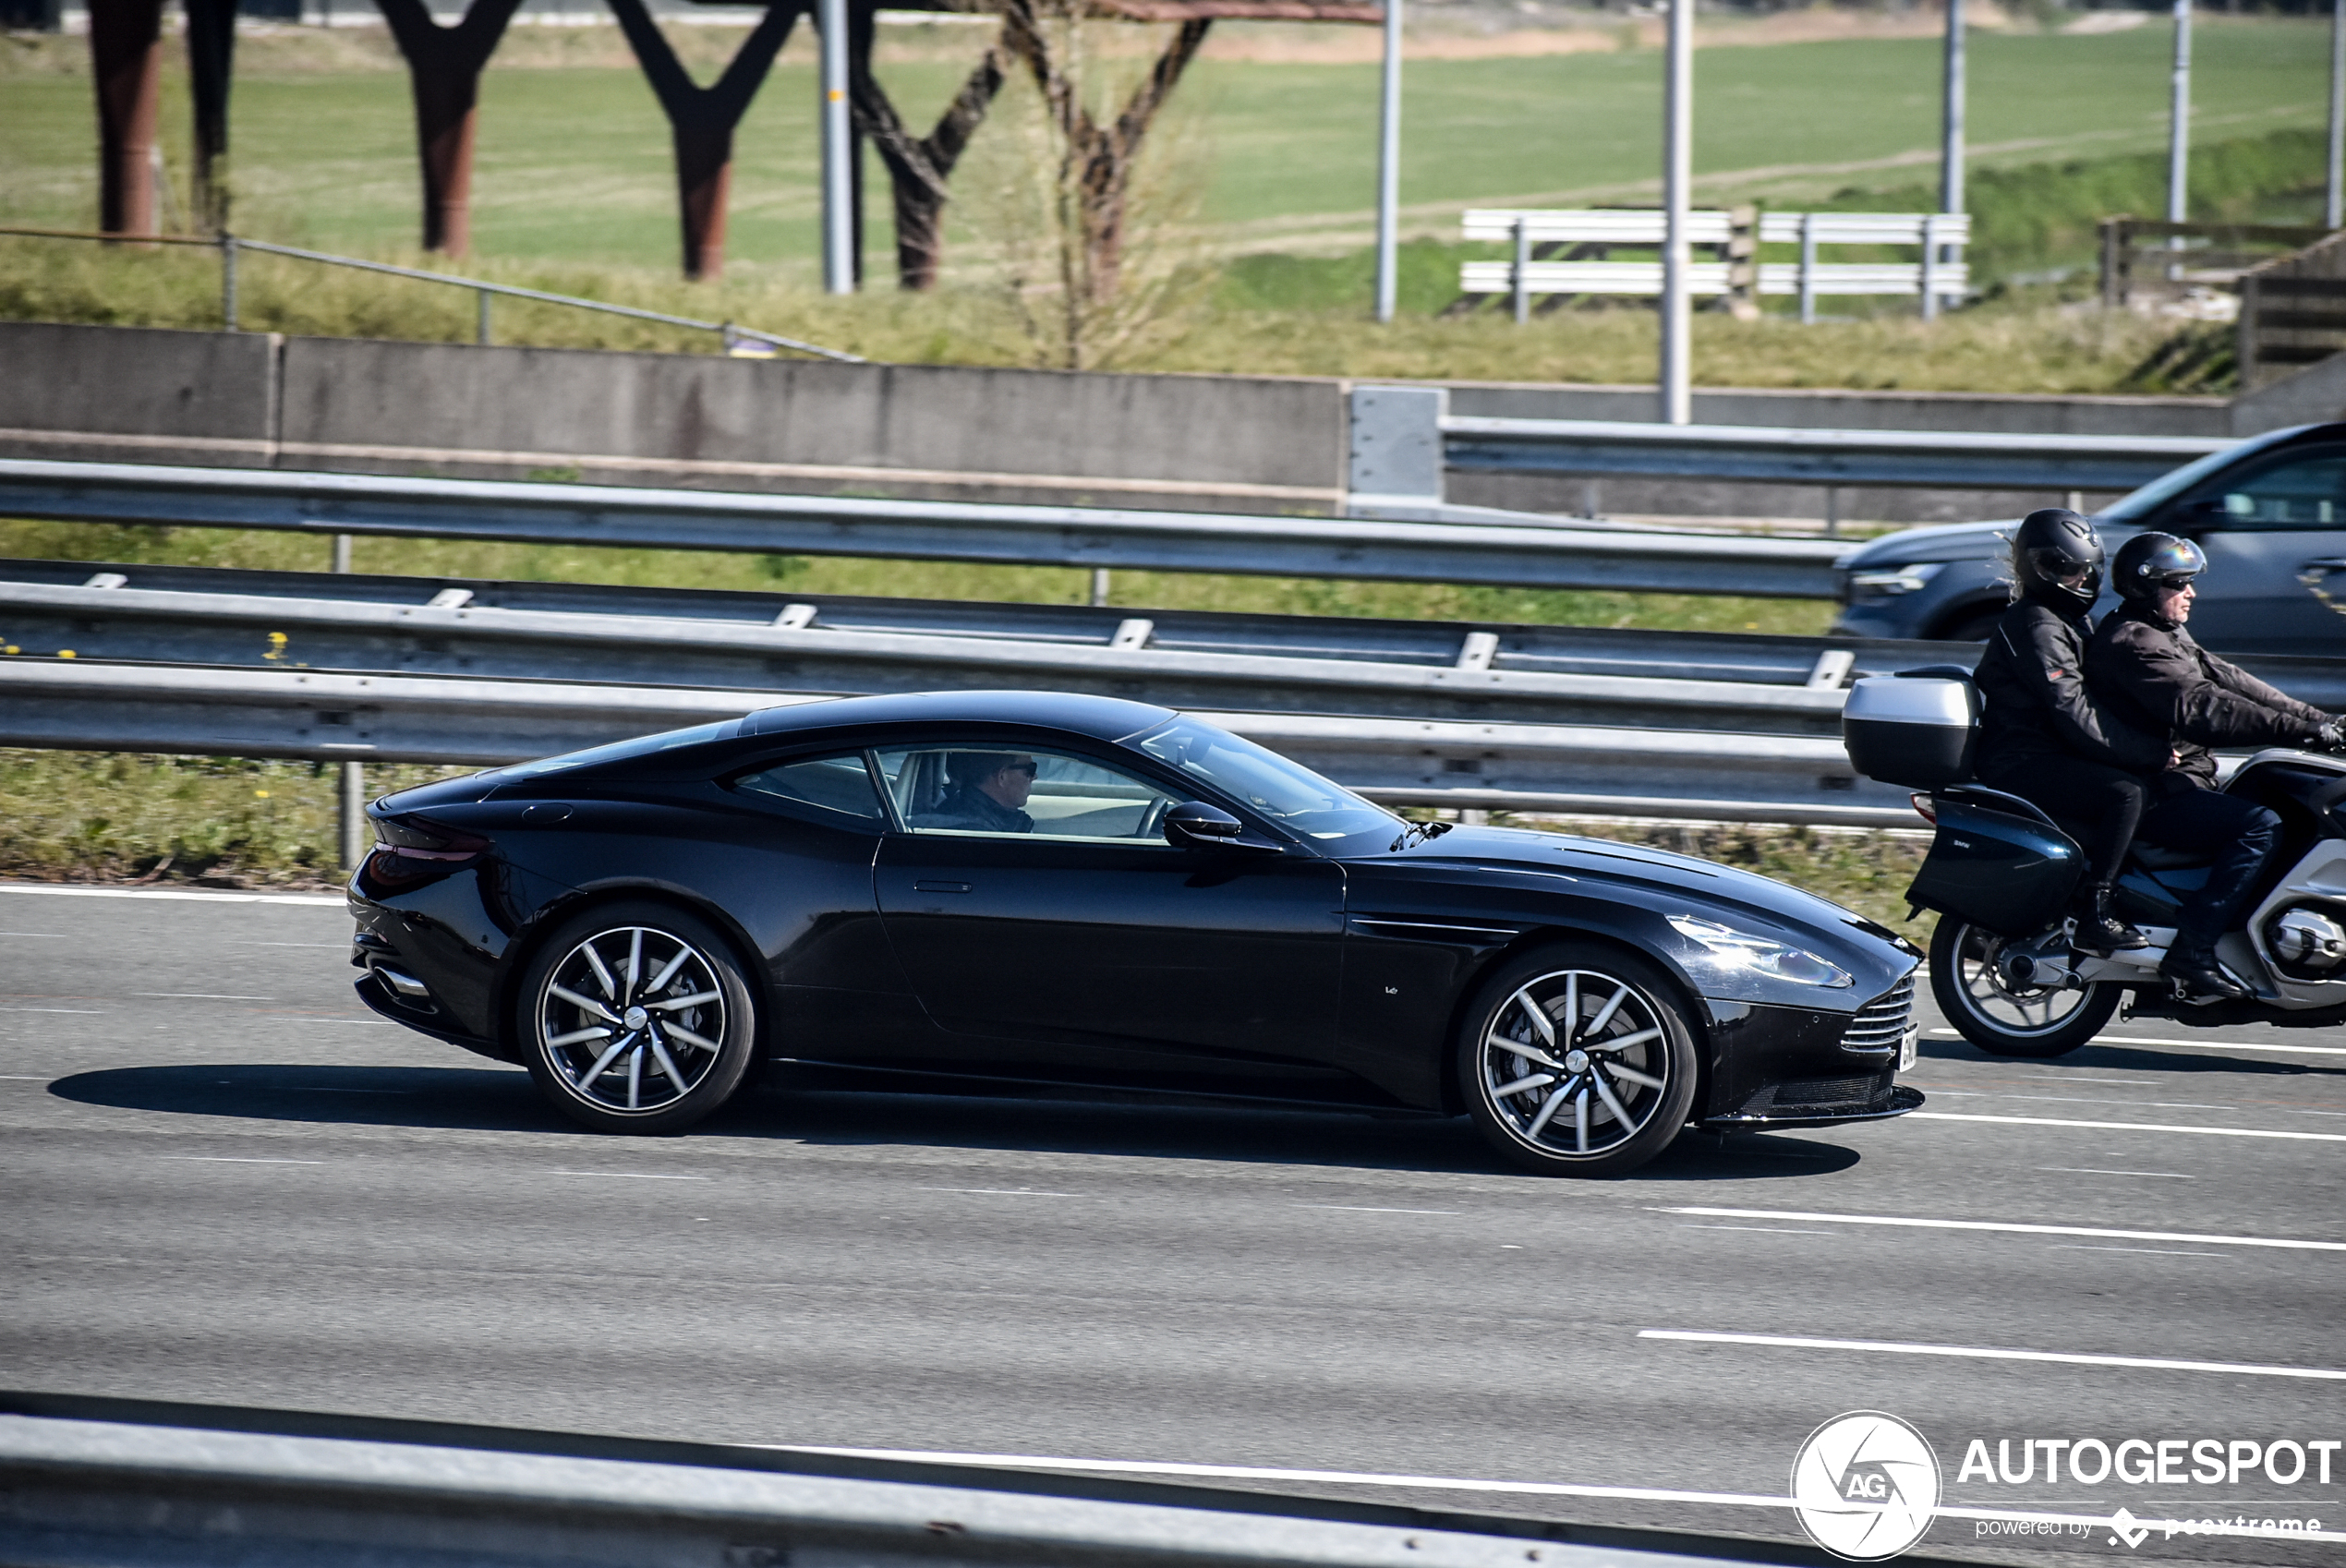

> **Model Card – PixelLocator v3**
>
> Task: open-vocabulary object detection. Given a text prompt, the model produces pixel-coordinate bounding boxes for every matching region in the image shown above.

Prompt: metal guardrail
[0,659,1920,826]
[0,1396,1855,1568]
[1438,416,2233,493]
[0,458,1854,600]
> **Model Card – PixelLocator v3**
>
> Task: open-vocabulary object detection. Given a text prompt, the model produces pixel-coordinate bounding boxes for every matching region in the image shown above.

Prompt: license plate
[1898,1025,1919,1073]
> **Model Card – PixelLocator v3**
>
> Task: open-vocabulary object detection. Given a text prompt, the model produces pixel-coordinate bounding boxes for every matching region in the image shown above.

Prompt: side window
[871,744,1180,841]
[2195,449,2346,530]
[731,754,886,828]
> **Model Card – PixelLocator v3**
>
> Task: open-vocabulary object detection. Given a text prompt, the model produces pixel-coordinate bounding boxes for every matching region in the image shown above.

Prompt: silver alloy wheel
[534,925,728,1115]
[1477,967,1674,1158]
[1946,922,2097,1038]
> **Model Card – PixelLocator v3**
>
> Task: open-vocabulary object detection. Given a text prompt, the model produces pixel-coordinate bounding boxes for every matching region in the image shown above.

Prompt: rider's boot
[2160,940,2248,1003]
[2072,883,2148,957]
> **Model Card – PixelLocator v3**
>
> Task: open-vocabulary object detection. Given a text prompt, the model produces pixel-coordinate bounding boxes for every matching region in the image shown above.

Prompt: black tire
[515,900,758,1134]
[1457,943,1699,1177]
[1929,916,2119,1058]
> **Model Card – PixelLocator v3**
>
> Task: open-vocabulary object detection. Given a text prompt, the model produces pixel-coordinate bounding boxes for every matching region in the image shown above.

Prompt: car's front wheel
[516,901,758,1134]
[1457,944,1699,1177]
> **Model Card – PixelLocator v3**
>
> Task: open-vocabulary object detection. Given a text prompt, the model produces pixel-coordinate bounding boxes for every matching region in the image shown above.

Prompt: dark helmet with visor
[2111,531,2207,603]
[2010,507,2104,609]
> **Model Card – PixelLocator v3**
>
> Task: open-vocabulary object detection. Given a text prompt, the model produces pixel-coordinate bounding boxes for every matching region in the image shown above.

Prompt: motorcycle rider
[2087,533,2345,1001]
[1971,508,2170,955]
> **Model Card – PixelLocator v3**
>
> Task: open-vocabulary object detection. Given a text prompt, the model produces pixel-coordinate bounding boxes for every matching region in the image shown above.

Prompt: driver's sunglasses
[1001,761,1039,778]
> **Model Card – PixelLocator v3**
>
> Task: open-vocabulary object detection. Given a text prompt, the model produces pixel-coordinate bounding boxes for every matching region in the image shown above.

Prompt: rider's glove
[2317,721,2346,752]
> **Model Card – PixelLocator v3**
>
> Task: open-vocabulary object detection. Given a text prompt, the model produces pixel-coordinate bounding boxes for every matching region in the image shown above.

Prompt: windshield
[1132,718,1399,852]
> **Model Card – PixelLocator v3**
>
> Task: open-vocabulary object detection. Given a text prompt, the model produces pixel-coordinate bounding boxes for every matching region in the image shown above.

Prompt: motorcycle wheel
[1929,916,2120,1058]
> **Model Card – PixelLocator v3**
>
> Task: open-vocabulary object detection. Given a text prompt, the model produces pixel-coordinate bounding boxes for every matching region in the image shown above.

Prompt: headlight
[1846,561,1946,598]
[1668,914,1854,988]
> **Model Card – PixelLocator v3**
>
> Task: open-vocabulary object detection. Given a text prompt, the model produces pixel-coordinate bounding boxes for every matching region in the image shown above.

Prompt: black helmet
[2010,507,2104,609]
[2111,531,2207,602]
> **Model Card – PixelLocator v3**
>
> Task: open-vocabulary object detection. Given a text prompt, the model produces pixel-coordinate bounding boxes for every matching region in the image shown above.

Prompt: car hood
[1362,826,1911,959]
[1838,520,2013,569]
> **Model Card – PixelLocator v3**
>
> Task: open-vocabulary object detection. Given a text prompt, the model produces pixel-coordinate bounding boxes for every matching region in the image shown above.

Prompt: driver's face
[978,757,1036,809]
[2157,581,2196,622]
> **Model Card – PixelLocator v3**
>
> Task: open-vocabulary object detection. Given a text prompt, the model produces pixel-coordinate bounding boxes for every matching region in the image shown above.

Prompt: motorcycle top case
[1907,790,2085,936]
[1842,673,1977,790]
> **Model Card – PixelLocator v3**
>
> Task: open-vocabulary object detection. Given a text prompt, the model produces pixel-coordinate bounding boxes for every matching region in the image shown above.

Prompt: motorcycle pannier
[1841,673,1977,790]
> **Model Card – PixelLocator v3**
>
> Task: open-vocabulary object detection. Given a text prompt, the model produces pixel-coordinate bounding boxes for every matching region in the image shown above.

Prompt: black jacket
[2086,602,2332,788]
[1974,593,2167,778]
[909,784,1034,834]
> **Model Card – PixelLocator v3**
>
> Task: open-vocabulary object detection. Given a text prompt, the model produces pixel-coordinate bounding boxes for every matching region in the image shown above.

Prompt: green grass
[1,17,2327,269]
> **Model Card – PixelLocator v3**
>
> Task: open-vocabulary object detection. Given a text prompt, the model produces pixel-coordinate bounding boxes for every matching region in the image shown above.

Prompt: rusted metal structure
[377,0,528,258]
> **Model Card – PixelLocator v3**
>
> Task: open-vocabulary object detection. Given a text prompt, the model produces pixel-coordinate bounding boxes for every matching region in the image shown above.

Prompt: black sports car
[350,692,1924,1176]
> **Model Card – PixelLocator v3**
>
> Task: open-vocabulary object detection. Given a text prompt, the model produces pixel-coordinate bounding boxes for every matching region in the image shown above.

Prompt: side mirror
[1164,801,1279,853]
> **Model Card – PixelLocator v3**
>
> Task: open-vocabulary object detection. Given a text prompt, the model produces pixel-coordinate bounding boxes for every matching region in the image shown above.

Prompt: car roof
[741,690,1176,742]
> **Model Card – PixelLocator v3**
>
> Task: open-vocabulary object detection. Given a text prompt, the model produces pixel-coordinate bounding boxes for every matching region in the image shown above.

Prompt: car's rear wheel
[1929,915,2118,1057]
[1457,945,1698,1177]
[517,901,757,1134]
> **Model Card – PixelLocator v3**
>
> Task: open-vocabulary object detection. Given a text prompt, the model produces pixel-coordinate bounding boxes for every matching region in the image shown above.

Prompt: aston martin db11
[349,691,1923,1176]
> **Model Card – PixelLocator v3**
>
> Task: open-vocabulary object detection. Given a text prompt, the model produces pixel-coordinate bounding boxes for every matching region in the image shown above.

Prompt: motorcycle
[1844,668,2346,1057]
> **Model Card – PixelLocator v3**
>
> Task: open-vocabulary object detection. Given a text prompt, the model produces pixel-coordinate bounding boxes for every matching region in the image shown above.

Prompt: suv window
[872,744,1180,841]
[732,754,886,826]
[2194,447,2346,530]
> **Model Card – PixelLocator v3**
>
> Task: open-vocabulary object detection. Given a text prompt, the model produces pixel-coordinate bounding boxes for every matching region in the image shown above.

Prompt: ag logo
[1790,1411,1942,1561]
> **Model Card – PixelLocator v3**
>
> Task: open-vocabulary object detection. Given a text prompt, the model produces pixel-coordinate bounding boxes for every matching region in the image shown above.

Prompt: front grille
[1772,1074,1889,1107]
[1841,972,1916,1054]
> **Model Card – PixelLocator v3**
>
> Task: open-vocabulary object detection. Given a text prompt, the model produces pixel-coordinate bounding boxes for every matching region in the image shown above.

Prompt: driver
[2086,533,2344,1002]
[911,752,1037,833]
[1971,508,2170,956]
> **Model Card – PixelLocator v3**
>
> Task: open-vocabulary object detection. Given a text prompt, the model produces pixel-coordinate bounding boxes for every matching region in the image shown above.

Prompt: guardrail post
[1346,384,1447,519]
[1090,568,1110,607]
[1919,212,1939,321]
[340,759,366,872]
[220,233,237,331]
[477,287,492,346]
[1511,216,1530,325]
[1798,213,1816,325]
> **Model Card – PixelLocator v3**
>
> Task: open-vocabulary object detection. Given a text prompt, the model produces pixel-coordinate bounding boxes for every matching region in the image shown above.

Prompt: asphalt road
[4,882,2344,1566]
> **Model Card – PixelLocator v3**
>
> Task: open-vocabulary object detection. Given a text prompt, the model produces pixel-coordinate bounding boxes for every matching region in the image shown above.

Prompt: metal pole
[220,233,237,331]
[818,0,854,295]
[1797,212,1816,325]
[1919,211,1939,322]
[1940,0,1965,315]
[2168,0,2191,227]
[1373,0,1402,322]
[1512,216,1530,325]
[333,533,351,573]
[339,760,367,873]
[477,287,491,346]
[1658,0,1693,425]
[1090,567,1110,607]
[2329,0,2343,230]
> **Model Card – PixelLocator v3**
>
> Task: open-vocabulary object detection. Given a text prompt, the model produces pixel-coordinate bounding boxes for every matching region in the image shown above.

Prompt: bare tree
[377,0,528,257]
[849,6,1010,292]
[609,0,807,281]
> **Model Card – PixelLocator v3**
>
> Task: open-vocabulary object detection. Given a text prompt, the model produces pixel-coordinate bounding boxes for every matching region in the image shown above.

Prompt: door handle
[912,880,972,894]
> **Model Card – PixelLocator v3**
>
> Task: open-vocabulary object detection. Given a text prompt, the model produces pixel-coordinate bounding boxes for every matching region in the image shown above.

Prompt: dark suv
[1832,422,2346,654]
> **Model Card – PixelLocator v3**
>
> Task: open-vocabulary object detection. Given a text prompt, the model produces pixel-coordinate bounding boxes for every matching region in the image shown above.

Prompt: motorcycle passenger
[1971,508,2171,956]
[2086,533,2346,1002]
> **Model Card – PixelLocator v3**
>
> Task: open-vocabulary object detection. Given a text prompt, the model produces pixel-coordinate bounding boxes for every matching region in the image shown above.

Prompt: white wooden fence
[1459,209,1971,322]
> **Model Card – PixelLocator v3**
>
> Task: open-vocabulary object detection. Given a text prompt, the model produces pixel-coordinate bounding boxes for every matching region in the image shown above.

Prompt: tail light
[366,814,491,886]
[1910,793,1938,826]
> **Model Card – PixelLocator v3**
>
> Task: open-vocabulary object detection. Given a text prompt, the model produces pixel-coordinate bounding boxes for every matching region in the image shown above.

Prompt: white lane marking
[1639,1329,2346,1382]
[1929,1092,2231,1110]
[161,1156,324,1165]
[1935,1027,2346,1057]
[228,941,348,947]
[0,1007,104,1015]
[752,1444,2346,1541]
[0,1074,50,1080]
[1681,1224,1837,1236]
[0,932,71,938]
[1913,1110,2346,1142]
[2037,1166,2196,1179]
[1662,1205,2346,1252]
[0,884,342,906]
[2049,1245,2224,1258]
[1298,1204,1460,1215]
[919,1187,1084,1198]
[549,1170,709,1181]
[133,992,274,1001]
